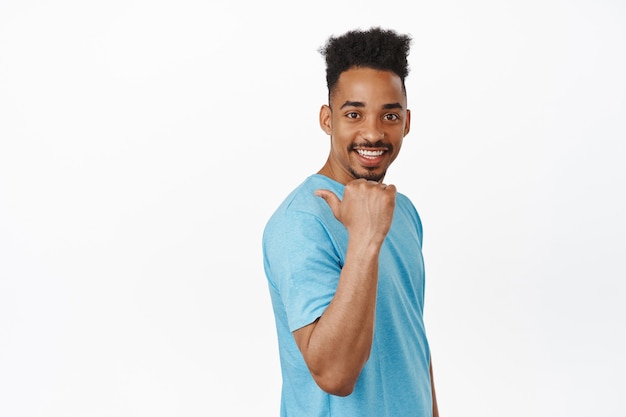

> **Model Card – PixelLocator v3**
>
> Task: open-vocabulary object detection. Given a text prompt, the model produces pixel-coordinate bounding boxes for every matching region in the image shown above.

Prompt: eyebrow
[339,100,404,110]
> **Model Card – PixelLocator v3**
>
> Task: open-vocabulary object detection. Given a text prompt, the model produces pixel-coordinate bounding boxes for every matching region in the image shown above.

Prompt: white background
[1,1,625,416]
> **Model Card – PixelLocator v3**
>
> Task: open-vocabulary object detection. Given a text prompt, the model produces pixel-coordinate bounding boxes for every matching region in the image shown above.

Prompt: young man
[262,27,439,417]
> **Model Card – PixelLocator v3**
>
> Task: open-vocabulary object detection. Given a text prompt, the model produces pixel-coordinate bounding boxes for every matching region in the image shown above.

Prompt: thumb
[314,189,341,217]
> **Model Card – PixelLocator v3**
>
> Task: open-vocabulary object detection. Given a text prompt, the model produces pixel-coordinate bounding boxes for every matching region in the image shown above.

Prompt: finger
[314,189,341,216]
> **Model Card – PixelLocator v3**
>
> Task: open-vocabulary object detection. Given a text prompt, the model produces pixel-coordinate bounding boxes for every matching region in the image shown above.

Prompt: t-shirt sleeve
[264,209,342,332]
[398,193,423,246]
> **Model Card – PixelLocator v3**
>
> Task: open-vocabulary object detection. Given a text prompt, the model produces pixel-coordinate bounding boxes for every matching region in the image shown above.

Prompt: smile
[356,149,385,159]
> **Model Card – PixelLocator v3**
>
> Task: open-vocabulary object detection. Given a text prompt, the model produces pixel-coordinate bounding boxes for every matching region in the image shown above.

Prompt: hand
[315,179,396,244]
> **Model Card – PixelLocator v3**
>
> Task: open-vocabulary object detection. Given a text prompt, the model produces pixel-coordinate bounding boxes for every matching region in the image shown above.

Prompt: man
[262,27,439,417]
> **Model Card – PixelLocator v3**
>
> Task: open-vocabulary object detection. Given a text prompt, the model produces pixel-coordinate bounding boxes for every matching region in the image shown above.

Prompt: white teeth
[357,149,384,158]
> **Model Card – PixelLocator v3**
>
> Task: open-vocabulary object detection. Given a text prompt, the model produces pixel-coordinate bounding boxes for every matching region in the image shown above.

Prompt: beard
[347,141,392,182]
[349,167,386,182]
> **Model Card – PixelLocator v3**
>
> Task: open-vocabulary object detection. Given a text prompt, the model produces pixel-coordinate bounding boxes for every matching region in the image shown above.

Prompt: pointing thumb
[314,189,341,217]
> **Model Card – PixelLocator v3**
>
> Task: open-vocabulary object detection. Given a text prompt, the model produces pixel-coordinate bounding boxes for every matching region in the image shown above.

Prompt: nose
[360,117,384,142]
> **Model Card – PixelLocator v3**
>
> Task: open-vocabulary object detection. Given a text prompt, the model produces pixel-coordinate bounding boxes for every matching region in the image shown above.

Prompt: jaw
[350,167,387,182]
[320,145,396,184]
[348,149,390,182]
[318,153,388,184]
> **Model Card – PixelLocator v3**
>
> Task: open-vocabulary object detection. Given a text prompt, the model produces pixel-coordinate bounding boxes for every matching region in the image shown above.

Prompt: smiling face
[318,67,411,185]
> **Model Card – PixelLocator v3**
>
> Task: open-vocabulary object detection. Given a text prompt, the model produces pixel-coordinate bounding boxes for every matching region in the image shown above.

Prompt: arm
[292,179,396,396]
[430,359,439,417]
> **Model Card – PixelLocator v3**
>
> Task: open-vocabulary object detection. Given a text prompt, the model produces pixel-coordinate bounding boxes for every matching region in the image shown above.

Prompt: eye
[346,111,360,119]
[383,113,400,121]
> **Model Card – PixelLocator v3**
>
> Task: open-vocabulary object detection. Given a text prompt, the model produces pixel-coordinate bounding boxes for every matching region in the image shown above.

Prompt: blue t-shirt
[263,174,432,417]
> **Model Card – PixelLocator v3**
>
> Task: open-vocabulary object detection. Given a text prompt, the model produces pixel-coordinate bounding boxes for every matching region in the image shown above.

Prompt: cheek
[330,128,356,146]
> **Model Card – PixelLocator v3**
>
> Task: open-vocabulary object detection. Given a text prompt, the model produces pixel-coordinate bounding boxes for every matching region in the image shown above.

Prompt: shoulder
[263,175,343,240]
[395,191,419,218]
[262,176,347,286]
[394,191,423,238]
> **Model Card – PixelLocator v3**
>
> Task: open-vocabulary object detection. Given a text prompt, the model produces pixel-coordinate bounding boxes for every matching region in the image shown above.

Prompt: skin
[292,66,439,415]
[317,67,410,185]
[294,67,403,396]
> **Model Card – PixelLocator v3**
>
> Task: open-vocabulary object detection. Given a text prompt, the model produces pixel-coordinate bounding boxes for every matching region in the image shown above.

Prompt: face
[318,67,411,184]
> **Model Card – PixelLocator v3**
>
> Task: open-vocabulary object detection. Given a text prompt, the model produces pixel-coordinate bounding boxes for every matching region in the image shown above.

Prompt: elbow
[300,339,371,397]
[317,379,357,397]
[312,370,359,397]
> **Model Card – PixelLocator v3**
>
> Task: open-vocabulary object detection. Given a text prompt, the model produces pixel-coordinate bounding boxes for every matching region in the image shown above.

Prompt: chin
[352,169,386,182]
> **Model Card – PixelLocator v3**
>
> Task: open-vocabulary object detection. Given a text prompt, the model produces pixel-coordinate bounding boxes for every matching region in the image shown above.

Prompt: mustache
[350,141,391,150]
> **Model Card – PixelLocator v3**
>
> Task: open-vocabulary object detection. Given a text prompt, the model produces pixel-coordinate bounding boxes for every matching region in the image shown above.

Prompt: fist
[315,179,396,243]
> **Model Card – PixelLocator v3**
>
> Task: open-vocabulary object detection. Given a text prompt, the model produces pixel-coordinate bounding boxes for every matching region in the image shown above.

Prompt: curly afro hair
[319,27,412,102]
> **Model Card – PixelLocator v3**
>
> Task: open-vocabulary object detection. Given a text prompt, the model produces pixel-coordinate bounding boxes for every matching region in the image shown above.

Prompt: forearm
[294,238,381,396]
[299,179,396,395]
[430,359,439,417]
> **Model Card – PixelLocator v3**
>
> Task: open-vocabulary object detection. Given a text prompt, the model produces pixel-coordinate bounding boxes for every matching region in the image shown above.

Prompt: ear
[404,109,411,136]
[319,104,332,135]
